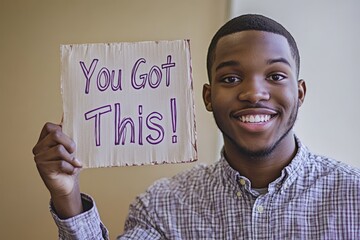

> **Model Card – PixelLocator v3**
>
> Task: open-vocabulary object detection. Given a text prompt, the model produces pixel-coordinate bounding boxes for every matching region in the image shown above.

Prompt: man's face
[203,30,306,158]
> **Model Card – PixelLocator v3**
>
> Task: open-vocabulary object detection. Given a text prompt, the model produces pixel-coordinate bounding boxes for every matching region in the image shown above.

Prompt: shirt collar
[219,135,309,194]
[277,135,309,192]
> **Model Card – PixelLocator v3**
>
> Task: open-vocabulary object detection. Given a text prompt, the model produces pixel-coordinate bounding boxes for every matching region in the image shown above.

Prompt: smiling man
[33,14,360,239]
[203,23,306,190]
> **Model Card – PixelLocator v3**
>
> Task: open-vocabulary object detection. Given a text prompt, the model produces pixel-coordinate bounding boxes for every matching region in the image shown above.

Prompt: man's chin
[237,145,276,158]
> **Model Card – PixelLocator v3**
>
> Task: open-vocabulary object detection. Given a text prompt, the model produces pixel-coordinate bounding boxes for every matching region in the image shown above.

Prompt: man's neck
[224,134,298,188]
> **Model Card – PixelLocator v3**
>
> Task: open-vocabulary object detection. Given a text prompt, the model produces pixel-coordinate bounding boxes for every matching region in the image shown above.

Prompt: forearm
[51,183,83,219]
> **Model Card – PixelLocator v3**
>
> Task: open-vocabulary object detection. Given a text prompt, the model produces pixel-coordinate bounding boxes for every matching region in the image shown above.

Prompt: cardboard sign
[61,40,197,168]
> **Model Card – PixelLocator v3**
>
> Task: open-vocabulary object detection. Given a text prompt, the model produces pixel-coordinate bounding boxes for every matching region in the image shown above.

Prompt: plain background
[1,0,359,239]
[0,1,226,239]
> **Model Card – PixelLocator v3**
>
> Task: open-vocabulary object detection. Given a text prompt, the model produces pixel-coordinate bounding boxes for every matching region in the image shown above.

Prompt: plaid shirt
[52,137,360,239]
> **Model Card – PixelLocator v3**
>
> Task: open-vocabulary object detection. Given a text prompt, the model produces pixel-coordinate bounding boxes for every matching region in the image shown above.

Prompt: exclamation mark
[170,98,177,143]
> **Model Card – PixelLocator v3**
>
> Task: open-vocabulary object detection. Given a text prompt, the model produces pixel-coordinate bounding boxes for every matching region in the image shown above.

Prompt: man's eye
[222,76,241,83]
[268,74,286,81]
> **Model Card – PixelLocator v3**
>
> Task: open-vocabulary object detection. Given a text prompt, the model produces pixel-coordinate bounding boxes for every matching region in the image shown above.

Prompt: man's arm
[33,122,109,238]
[33,122,83,218]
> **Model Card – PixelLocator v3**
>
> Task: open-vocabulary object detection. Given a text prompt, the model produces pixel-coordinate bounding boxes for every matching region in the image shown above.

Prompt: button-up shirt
[52,137,360,239]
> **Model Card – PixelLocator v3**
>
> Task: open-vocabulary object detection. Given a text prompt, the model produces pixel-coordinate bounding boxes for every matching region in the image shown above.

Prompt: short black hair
[206,14,300,81]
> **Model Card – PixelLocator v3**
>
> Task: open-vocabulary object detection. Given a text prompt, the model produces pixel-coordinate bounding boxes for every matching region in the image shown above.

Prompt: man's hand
[33,122,84,219]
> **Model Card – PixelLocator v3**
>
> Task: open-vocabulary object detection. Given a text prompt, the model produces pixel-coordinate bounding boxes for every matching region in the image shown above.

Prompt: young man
[33,14,360,239]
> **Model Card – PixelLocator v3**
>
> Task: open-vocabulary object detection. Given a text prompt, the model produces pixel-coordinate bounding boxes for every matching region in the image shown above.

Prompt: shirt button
[239,179,246,186]
[257,205,264,213]
[236,191,242,197]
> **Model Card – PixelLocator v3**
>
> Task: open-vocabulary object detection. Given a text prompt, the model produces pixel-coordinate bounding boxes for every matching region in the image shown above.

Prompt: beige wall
[0,1,227,239]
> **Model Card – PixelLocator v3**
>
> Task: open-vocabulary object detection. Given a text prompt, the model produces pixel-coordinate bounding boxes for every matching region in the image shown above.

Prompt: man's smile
[232,108,277,121]
[231,108,278,132]
[239,114,271,123]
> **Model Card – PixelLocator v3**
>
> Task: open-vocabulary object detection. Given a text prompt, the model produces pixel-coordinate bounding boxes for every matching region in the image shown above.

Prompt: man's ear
[298,79,306,107]
[202,83,213,111]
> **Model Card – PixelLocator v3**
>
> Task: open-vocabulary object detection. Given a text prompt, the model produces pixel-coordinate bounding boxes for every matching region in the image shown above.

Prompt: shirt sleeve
[50,193,109,240]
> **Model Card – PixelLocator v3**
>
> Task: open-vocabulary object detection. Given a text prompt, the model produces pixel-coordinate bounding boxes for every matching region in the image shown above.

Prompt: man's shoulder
[304,151,360,184]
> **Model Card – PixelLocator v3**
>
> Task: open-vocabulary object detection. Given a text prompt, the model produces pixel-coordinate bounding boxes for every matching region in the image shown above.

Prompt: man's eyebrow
[266,57,291,67]
[215,60,240,71]
[215,58,291,71]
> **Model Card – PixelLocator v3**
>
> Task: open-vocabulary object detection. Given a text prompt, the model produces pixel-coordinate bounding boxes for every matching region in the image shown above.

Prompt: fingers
[34,143,81,168]
[33,122,83,201]
[33,122,82,170]
[37,122,60,142]
[36,156,81,175]
[33,122,76,156]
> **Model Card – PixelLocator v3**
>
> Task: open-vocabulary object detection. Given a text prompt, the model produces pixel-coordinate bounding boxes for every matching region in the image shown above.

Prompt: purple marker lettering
[161,55,176,87]
[84,105,112,146]
[114,103,135,145]
[111,69,122,91]
[97,67,111,91]
[148,65,162,89]
[146,112,164,144]
[138,105,143,145]
[131,58,147,89]
[170,98,177,143]
[80,59,99,94]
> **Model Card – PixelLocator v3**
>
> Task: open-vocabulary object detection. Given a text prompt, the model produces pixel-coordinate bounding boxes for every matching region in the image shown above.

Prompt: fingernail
[73,158,83,167]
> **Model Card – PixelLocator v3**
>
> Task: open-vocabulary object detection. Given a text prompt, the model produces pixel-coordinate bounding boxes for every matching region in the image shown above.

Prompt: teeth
[240,115,271,123]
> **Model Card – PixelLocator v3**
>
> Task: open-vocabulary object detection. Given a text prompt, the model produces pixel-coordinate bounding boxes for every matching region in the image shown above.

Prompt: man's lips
[231,108,278,124]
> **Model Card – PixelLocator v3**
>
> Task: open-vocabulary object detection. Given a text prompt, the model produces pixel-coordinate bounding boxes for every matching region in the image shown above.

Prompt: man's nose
[237,77,270,103]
